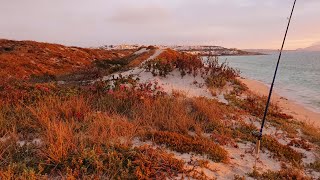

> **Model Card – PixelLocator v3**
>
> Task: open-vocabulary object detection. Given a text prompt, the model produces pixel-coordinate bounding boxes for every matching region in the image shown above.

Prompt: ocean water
[221,51,320,113]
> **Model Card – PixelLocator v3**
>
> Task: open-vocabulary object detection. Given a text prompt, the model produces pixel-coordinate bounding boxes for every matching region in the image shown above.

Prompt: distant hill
[243,49,299,53]
[102,45,264,56]
[296,44,320,52]
[0,39,134,79]
[171,46,265,56]
[242,49,278,54]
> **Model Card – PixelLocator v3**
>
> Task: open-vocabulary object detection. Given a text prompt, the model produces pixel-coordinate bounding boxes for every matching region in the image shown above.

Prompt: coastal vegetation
[0,39,318,179]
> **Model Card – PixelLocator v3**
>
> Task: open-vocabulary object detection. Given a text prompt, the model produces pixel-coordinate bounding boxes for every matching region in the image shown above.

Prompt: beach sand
[241,78,320,127]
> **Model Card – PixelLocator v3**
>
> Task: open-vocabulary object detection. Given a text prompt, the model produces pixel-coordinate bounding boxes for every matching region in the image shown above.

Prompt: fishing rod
[253,0,297,169]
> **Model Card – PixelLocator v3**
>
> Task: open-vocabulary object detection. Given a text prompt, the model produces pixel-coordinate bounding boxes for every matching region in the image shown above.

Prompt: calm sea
[221,51,320,113]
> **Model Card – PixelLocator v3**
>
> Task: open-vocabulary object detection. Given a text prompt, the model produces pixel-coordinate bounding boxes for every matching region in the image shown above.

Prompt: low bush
[204,56,240,88]
[248,168,310,180]
[91,76,166,117]
[143,49,203,77]
[144,58,175,77]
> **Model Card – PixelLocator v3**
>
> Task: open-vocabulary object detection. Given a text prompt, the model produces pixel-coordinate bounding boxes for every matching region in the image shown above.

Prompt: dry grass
[133,96,196,133]
[191,97,239,133]
[0,93,188,178]
[226,93,291,120]
[144,131,229,163]
[0,77,224,178]
[225,90,300,138]
[299,122,320,146]
[248,167,310,180]
[1,45,319,179]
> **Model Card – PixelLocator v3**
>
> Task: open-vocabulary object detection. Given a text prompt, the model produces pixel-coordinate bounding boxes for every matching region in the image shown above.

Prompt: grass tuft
[144,131,229,163]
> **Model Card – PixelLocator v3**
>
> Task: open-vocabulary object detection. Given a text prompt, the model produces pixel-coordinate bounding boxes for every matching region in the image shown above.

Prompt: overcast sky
[0,0,319,49]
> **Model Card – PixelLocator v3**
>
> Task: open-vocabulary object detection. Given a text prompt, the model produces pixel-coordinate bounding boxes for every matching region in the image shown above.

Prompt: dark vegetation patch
[30,73,57,83]
[0,46,14,52]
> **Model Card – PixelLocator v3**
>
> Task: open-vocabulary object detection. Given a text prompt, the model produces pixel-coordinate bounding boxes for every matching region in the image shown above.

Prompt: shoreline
[240,77,320,127]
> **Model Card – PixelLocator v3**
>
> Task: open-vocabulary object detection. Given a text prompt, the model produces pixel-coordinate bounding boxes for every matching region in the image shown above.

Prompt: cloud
[108,5,171,24]
[312,41,320,46]
[0,0,319,48]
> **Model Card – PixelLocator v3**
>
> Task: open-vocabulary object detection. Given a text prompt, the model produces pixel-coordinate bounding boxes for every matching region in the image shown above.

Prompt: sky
[0,0,319,49]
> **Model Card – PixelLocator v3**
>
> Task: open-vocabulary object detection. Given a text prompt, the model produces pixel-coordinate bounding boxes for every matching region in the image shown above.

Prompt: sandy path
[241,78,320,127]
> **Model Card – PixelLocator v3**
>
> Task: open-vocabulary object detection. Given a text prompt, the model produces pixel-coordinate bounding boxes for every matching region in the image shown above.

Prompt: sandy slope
[241,78,320,127]
[103,49,213,98]
[102,48,319,179]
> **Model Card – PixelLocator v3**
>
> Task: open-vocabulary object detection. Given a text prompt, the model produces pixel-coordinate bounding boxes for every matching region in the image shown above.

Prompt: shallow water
[220,51,320,113]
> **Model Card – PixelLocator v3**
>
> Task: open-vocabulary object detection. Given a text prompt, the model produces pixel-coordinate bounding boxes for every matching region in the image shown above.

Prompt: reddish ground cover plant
[0,39,134,80]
